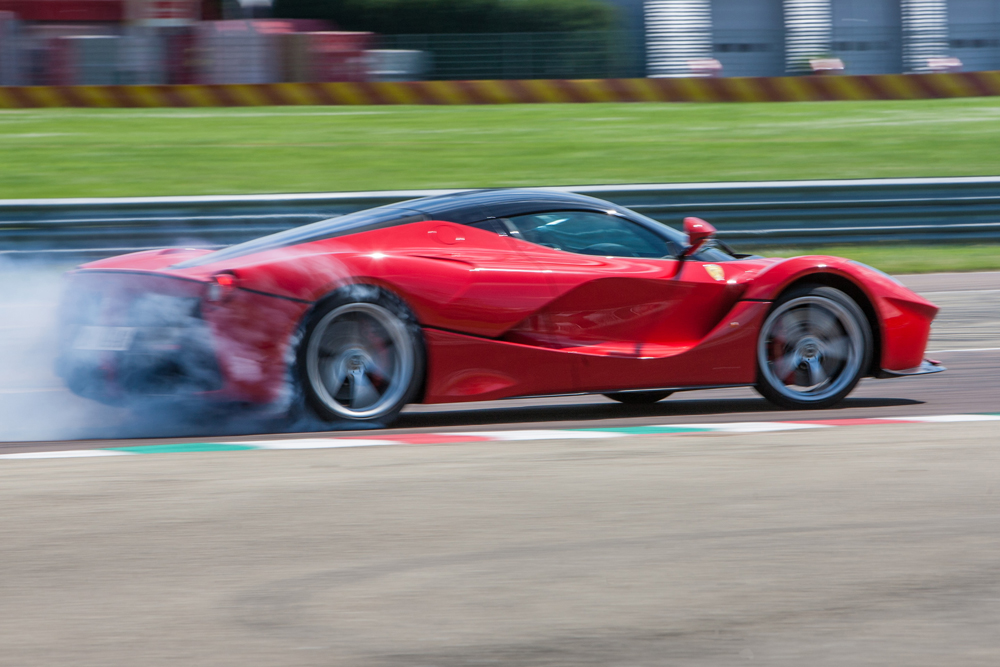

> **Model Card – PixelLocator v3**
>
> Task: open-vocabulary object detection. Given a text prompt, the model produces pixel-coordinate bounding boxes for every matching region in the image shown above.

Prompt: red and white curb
[2,413,999,460]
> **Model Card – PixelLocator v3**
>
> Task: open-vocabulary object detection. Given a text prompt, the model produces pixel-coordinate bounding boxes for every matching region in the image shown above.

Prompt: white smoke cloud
[0,256,345,443]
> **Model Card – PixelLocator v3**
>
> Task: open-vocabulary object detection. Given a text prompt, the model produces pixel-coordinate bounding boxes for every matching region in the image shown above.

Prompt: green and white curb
[3,414,1000,460]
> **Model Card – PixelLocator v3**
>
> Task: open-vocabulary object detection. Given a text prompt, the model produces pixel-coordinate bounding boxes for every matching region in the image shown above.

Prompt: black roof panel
[406,188,623,222]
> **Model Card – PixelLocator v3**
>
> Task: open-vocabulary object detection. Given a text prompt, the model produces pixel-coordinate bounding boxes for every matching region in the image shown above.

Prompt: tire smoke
[0,256,358,443]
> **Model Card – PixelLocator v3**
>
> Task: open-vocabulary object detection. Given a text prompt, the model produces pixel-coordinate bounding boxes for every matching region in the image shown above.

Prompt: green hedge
[273,0,618,34]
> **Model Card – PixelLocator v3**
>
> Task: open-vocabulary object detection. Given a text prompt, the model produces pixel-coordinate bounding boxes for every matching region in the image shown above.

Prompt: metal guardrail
[2,177,1000,258]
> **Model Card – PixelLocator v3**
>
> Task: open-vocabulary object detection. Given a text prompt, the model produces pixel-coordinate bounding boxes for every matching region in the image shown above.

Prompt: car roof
[172,189,640,269]
[404,188,624,224]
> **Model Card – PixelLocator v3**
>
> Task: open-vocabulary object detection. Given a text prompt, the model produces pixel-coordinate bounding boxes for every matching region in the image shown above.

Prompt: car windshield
[171,205,426,269]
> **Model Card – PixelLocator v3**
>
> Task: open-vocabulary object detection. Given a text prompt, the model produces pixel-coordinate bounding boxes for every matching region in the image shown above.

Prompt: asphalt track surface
[1,272,1000,665]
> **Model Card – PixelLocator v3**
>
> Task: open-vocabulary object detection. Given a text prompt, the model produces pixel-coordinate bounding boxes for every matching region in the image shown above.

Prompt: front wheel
[299,286,424,425]
[755,285,872,410]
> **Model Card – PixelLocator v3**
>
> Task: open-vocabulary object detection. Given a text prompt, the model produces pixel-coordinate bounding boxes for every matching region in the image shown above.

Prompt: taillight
[206,272,239,302]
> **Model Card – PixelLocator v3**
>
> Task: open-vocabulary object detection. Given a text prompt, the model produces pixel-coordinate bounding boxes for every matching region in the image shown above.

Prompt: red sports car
[56,189,943,425]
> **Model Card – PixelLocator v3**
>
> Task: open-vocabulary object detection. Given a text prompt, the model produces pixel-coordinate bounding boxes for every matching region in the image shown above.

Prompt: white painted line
[0,449,133,459]
[0,246,220,256]
[926,347,1000,354]
[920,289,1000,296]
[669,422,831,433]
[5,414,1000,462]
[881,415,1000,423]
[565,177,1000,192]
[452,430,627,441]
[249,438,404,450]
[897,271,1000,279]
[0,387,67,395]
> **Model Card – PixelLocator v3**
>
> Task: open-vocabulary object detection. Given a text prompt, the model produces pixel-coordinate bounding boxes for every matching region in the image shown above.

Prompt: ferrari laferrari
[56,189,943,424]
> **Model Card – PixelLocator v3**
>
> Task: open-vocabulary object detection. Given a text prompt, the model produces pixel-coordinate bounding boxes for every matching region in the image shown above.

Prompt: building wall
[901,0,949,71]
[949,0,1000,70]
[644,0,1000,77]
[645,0,712,76]
[711,0,785,76]
[784,0,832,73]
[830,0,903,74]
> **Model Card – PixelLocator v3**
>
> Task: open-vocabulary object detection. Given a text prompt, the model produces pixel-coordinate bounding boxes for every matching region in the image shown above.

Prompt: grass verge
[754,244,1000,275]
[2,98,1000,197]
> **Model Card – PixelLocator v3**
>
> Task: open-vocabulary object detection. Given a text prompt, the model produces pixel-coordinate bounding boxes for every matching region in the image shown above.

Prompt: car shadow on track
[6,396,924,446]
[389,396,925,430]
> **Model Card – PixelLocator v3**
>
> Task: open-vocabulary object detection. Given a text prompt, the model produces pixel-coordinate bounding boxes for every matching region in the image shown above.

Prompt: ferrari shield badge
[704,264,725,281]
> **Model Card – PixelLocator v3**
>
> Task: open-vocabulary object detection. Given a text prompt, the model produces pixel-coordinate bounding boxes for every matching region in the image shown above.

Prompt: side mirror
[681,217,716,258]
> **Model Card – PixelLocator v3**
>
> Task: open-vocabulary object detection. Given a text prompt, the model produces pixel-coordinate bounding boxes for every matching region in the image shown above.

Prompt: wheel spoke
[771,316,792,348]
[350,368,381,409]
[782,309,810,335]
[808,306,841,340]
[323,358,348,396]
[320,319,361,355]
[805,356,828,387]
[364,351,393,384]
[823,336,850,363]
[773,349,801,384]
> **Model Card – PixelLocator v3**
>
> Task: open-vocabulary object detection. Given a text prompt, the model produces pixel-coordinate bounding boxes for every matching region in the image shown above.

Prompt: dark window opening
[503,210,677,259]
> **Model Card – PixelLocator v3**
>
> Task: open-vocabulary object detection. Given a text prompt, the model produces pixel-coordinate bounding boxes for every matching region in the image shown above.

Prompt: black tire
[603,390,673,405]
[755,284,872,410]
[295,285,424,426]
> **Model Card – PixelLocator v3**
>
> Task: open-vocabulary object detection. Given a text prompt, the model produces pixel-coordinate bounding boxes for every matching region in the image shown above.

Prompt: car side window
[503,211,674,258]
[468,219,507,235]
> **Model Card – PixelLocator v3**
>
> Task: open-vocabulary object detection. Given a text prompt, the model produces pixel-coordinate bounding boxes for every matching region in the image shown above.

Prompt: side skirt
[876,359,946,379]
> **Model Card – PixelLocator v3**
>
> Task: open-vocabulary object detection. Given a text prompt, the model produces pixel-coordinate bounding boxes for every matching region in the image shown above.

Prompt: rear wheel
[299,287,424,425]
[755,284,872,410]
[603,391,673,405]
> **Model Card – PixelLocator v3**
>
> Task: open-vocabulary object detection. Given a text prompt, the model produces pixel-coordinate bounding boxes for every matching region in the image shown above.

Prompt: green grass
[5,99,1000,273]
[3,98,1000,198]
[756,244,1000,274]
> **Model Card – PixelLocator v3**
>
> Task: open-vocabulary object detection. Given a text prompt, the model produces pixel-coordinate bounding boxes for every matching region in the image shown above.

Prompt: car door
[391,218,557,339]
[385,216,578,401]
[495,209,748,392]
